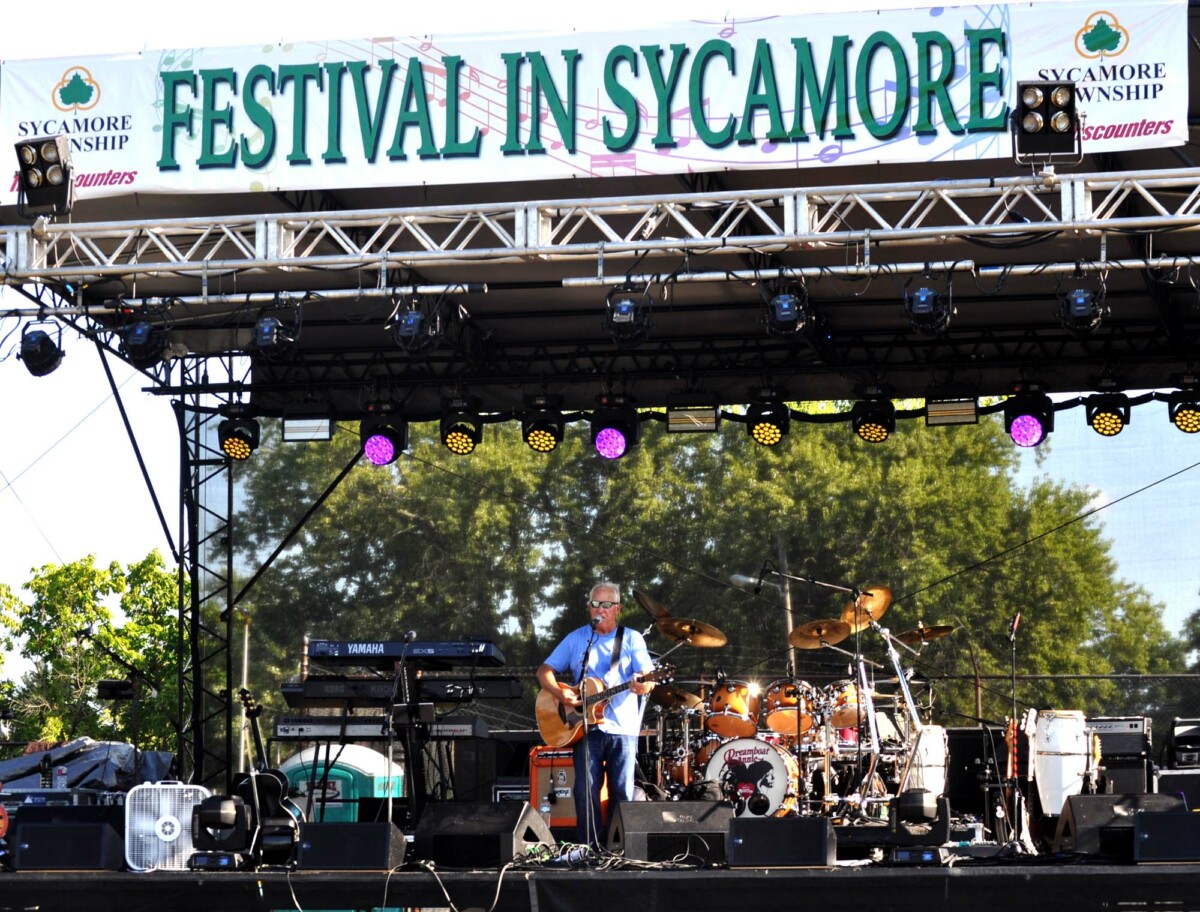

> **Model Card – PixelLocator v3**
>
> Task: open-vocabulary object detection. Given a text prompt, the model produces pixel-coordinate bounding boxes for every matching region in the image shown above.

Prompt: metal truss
[2,168,1200,296]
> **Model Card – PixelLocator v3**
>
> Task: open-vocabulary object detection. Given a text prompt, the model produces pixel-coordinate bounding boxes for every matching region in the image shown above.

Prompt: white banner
[0,0,1187,201]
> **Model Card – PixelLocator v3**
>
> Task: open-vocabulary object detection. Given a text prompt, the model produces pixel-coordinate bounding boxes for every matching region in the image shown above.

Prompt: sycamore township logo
[52,66,101,112]
[1075,11,1129,59]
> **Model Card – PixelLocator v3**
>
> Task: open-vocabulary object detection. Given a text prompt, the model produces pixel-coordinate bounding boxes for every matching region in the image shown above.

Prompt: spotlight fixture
[763,284,809,335]
[14,134,75,217]
[903,279,953,334]
[591,395,640,459]
[605,286,653,343]
[925,398,978,426]
[121,321,168,368]
[1013,80,1079,163]
[746,390,790,447]
[1168,390,1200,434]
[666,392,720,433]
[1058,270,1106,335]
[360,410,408,466]
[1004,384,1054,448]
[1085,392,1130,437]
[390,302,442,350]
[18,323,64,376]
[851,398,895,443]
[441,397,483,455]
[521,394,565,454]
[218,409,260,461]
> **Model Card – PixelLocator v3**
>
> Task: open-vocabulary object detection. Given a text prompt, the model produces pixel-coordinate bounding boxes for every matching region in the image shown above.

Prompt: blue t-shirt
[544,625,655,736]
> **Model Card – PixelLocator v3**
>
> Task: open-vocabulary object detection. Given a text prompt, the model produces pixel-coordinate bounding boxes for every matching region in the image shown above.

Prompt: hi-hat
[634,589,672,621]
[656,617,727,648]
[840,585,893,631]
[895,624,956,646]
[788,618,851,649]
[650,685,703,711]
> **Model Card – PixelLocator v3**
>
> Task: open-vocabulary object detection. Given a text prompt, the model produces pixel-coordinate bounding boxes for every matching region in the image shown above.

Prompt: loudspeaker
[1053,793,1186,857]
[607,801,732,865]
[1134,812,1200,862]
[297,822,406,870]
[413,801,554,867]
[728,816,836,867]
[12,821,123,871]
[451,739,498,802]
[944,728,1005,816]
[1157,769,1200,810]
[1100,758,1152,795]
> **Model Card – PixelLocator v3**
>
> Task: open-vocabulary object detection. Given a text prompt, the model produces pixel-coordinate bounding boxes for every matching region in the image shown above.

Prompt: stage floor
[2,861,1199,912]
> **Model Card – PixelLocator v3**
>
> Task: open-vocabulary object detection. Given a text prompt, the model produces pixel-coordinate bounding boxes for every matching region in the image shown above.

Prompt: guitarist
[537,582,656,847]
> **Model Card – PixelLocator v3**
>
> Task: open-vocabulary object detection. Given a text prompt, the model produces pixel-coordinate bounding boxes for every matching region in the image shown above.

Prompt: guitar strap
[610,625,625,674]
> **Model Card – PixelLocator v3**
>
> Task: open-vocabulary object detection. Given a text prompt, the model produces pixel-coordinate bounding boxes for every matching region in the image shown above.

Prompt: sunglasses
[588,600,621,609]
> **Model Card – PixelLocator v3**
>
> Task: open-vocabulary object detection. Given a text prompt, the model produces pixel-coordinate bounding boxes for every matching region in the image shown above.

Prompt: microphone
[1008,613,1021,640]
[590,617,601,628]
[404,630,417,643]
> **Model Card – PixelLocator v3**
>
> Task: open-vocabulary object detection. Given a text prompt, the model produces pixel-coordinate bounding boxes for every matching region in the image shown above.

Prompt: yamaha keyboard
[274,713,487,741]
[282,675,523,710]
[307,638,506,669]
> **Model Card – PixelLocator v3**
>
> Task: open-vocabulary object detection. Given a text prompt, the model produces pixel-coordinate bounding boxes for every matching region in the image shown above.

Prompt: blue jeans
[573,727,638,846]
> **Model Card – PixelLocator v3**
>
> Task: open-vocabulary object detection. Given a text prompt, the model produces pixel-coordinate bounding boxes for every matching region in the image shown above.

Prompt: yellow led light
[751,422,783,446]
[526,428,557,452]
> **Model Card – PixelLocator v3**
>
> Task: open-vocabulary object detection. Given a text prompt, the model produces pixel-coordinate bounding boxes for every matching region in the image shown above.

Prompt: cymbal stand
[871,621,925,792]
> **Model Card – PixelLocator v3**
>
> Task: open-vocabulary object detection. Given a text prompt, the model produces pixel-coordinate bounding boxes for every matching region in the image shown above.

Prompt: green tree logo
[1075,11,1130,60]
[52,66,101,112]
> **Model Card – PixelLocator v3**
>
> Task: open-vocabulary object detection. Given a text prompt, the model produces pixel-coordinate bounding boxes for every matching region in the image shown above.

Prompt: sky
[1,1,1198,687]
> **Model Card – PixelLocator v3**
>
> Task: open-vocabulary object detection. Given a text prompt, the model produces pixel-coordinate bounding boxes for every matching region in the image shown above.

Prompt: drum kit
[634,587,957,820]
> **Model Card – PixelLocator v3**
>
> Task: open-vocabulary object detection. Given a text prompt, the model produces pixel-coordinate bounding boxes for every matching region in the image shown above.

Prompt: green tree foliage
[232,411,1183,731]
[0,552,182,750]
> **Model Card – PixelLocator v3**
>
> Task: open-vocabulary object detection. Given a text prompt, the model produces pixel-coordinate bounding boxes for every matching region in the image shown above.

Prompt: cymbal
[788,618,851,649]
[656,617,728,648]
[895,624,956,646]
[650,684,703,711]
[633,589,671,621]
[840,585,893,631]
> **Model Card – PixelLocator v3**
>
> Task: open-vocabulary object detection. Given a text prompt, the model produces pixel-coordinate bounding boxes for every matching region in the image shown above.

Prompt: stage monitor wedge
[413,801,554,867]
[607,801,732,866]
[1052,793,1186,858]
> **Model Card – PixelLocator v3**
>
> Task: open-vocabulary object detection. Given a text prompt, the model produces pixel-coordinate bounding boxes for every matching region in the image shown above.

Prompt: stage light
[746,396,790,447]
[1014,80,1078,162]
[605,286,653,343]
[666,392,720,433]
[521,395,565,453]
[14,134,74,216]
[1168,390,1200,434]
[360,413,408,466]
[18,324,64,376]
[851,399,895,443]
[763,285,809,335]
[1058,276,1106,335]
[1085,393,1130,437]
[390,305,441,349]
[1004,386,1054,448]
[591,397,640,459]
[441,397,483,455]
[903,283,953,334]
[925,398,978,426]
[218,413,260,461]
[121,321,168,368]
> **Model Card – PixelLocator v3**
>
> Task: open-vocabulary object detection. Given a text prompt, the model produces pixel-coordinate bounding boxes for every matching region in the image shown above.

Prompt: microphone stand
[387,632,417,829]
[579,621,601,847]
[1007,615,1027,849]
[81,633,162,783]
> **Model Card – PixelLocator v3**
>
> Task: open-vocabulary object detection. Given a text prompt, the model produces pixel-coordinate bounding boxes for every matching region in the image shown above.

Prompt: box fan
[125,781,212,871]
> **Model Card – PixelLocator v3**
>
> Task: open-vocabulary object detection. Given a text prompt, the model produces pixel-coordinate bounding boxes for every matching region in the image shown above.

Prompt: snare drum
[762,679,815,735]
[706,681,761,738]
[829,680,862,728]
[703,737,800,817]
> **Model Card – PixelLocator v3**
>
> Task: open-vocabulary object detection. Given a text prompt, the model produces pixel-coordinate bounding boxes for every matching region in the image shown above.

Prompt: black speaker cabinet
[1100,758,1152,795]
[728,816,836,867]
[297,822,406,870]
[1157,769,1200,811]
[413,801,554,867]
[13,821,123,871]
[944,728,1006,816]
[1053,793,1186,857]
[1134,812,1200,863]
[607,801,732,865]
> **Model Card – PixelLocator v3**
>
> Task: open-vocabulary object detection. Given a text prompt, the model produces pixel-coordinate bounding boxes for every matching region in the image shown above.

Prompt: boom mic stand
[579,621,600,849]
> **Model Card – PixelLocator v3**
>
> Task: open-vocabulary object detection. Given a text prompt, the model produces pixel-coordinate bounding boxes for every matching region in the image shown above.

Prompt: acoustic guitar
[235,689,304,823]
[536,666,674,748]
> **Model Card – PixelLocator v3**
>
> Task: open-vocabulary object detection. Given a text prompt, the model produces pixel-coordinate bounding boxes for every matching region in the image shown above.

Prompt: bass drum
[703,737,799,817]
[762,680,815,735]
[706,681,760,738]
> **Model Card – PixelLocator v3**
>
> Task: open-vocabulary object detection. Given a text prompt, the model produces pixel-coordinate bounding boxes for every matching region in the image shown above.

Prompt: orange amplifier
[529,745,608,830]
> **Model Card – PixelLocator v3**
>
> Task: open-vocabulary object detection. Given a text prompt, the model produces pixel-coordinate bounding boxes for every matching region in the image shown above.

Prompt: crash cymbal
[650,684,703,711]
[788,618,851,649]
[895,624,956,646]
[840,585,893,631]
[656,617,728,648]
[633,589,672,621]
